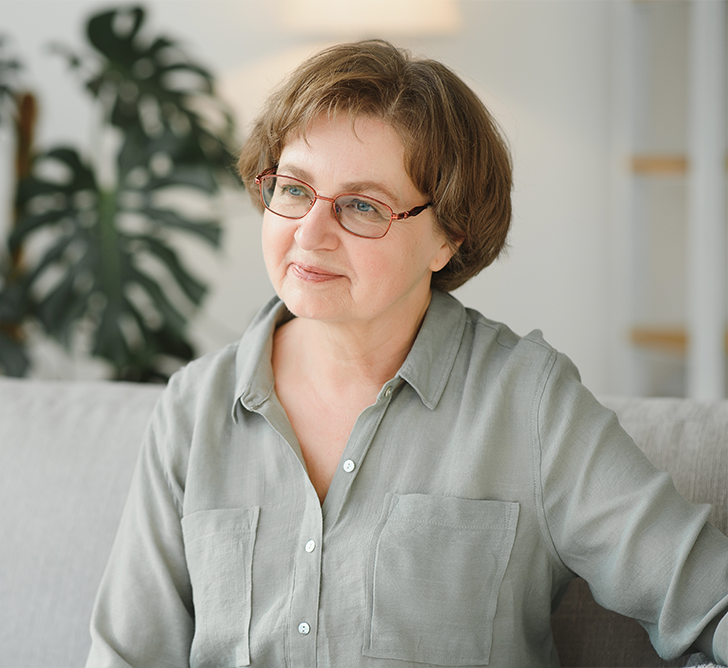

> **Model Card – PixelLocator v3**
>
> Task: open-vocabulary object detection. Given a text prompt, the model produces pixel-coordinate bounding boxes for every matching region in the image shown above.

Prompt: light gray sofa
[1,376,726,668]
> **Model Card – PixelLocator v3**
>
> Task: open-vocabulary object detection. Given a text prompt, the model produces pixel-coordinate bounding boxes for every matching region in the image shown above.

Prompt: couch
[0,376,726,668]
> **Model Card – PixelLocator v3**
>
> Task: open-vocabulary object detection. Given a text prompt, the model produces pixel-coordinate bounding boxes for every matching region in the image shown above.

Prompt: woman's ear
[430,235,464,272]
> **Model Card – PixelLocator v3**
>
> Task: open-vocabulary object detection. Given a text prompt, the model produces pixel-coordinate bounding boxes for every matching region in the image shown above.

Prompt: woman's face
[261,115,453,329]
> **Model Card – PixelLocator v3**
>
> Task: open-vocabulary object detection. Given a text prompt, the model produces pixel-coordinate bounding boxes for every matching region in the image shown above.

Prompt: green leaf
[92,298,131,369]
[129,265,188,333]
[86,6,146,67]
[147,164,218,193]
[21,234,76,286]
[157,62,214,93]
[10,211,70,250]
[147,321,193,361]
[0,281,28,322]
[36,267,90,342]
[0,329,29,377]
[133,235,207,304]
[144,208,221,246]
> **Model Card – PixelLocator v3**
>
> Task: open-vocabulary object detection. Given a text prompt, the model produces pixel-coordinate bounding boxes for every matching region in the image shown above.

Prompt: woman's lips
[289,262,343,282]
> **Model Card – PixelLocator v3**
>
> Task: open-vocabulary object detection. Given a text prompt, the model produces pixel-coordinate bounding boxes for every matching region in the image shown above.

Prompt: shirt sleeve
[535,350,728,664]
[86,379,194,668]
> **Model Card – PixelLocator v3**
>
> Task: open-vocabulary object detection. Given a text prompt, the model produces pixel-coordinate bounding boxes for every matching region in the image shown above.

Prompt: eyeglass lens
[259,174,393,239]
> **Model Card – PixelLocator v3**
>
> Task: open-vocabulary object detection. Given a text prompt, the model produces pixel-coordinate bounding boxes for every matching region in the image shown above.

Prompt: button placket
[323,388,395,526]
[288,491,322,663]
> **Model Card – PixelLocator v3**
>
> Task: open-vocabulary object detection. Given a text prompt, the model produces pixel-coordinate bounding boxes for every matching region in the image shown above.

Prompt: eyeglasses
[254,168,432,239]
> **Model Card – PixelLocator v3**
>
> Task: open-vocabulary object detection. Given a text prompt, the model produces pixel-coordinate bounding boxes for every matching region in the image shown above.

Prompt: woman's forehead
[277,116,419,205]
[280,116,403,166]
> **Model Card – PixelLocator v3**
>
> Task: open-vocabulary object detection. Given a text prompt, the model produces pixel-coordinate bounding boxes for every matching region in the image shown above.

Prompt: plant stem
[98,188,122,304]
[11,91,36,277]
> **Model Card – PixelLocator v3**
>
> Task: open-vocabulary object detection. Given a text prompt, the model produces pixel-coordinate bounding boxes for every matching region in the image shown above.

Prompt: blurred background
[0,0,726,398]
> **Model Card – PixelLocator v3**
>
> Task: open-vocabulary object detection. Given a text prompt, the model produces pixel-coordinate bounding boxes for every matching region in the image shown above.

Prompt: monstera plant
[3,5,238,381]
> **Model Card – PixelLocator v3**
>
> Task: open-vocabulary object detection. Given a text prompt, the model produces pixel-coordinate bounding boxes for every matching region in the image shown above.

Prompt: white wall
[0,0,620,394]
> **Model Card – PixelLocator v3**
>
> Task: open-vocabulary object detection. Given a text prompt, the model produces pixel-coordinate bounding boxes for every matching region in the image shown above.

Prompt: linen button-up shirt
[87,291,728,668]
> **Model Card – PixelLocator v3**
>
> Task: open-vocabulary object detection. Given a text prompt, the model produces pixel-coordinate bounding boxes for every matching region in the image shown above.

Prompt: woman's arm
[536,351,728,664]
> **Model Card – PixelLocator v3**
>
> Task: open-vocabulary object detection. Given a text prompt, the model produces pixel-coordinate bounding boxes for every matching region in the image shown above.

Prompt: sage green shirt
[87,291,728,668]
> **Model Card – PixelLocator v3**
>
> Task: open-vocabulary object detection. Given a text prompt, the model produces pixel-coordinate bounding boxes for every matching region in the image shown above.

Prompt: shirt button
[298,622,310,635]
[342,459,356,473]
[385,386,392,397]
[305,539,316,553]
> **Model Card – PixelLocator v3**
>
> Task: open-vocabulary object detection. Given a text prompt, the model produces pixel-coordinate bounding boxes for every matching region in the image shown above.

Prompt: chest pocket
[363,494,519,666]
[181,507,260,668]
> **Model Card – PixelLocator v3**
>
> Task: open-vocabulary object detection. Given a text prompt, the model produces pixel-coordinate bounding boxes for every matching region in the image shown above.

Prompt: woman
[87,40,728,667]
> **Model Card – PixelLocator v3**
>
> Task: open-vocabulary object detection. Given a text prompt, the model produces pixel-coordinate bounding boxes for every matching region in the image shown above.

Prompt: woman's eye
[354,199,375,213]
[344,198,380,215]
[336,196,389,222]
[281,185,306,197]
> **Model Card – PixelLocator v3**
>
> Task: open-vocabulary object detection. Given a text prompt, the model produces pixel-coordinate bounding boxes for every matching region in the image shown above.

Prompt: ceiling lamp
[276,0,462,37]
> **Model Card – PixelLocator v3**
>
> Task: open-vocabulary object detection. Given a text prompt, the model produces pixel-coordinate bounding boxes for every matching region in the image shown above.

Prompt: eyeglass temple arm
[393,202,432,221]
[254,167,277,184]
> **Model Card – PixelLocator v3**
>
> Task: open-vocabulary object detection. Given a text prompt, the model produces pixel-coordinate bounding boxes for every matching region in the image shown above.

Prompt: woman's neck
[274,292,431,398]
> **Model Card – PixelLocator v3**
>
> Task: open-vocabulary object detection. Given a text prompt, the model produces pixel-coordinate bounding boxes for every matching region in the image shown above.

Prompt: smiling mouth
[290,262,343,282]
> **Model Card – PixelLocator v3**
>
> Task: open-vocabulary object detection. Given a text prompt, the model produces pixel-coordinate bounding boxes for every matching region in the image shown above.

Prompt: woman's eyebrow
[278,163,314,183]
[277,163,402,206]
[340,180,401,206]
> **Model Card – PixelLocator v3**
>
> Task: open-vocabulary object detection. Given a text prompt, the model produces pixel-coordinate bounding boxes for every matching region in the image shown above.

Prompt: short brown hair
[237,40,512,292]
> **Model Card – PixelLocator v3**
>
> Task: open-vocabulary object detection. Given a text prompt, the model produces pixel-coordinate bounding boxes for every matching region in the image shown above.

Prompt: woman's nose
[293,197,341,251]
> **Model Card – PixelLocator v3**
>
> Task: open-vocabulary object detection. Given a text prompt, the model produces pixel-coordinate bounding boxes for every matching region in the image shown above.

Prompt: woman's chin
[278,286,350,323]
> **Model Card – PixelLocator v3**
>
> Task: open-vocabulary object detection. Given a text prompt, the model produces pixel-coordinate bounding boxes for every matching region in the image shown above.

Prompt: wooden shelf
[630,154,728,175]
[623,2,727,397]
[630,155,688,174]
[631,326,728,354]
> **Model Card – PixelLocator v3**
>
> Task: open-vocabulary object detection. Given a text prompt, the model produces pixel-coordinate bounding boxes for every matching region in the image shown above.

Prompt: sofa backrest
[552,396,728,667]
[0,378,162,668]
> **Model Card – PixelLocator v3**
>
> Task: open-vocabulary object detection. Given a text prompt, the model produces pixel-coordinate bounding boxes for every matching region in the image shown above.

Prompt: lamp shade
[276,0,462,36]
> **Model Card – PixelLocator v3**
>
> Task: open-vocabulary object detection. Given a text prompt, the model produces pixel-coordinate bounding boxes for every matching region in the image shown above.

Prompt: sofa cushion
[0,378,162,668]
[1,379,726,668]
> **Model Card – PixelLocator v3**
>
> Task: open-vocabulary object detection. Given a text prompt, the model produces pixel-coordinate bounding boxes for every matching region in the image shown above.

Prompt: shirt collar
[232,297,292,420]
[395,290,467,410]
[232,290,467,419]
